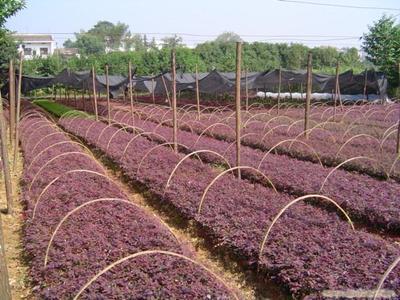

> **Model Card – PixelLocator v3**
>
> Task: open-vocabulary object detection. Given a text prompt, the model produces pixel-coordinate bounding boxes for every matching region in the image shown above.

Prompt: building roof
[12,34,54,42]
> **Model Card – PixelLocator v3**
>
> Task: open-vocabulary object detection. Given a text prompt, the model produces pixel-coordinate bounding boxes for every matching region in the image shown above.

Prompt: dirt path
[1,143,32,299]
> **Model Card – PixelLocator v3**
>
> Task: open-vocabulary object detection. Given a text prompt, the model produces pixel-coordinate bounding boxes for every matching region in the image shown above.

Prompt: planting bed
[59,116,400,299]
[18,103,235,299]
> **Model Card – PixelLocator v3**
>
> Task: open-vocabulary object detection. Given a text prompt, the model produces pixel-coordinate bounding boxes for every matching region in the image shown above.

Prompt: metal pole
[0,91,13,215]
[195,64,200,118]
[13,52,23,172]
[235,42,242,179]
[171,49,178,153]
[304,52,312,138]
[277,67,282,114]
[105,64,111,124]
[8,60,15,144]
[128,61,134,120]
[91,66,98,121]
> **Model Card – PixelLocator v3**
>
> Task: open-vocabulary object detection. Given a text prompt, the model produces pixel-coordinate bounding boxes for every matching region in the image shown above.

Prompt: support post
[363,68,368,100]
[91,66,98,121]
[396,108,400,155]
[277,67,282,114]
[171,49,178,153]
[8,60,15,144]
[0,91,13,215]
[13,52,23,172]
[195,64,200,118]
[128,61,134,120]
[161,75,171,107]
[105,64,111,124]
[245,69,249,112]
[235,42,242,179]
[304,52,312,138]
[0,211,12,300]
[151,76,155,104]
[334,60,340,120]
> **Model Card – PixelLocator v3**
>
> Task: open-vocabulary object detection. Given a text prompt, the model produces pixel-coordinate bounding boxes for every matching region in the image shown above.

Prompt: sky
[5,0,400,49]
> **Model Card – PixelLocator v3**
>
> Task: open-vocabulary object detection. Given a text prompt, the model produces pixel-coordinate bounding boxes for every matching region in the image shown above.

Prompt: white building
[13,34,56,59]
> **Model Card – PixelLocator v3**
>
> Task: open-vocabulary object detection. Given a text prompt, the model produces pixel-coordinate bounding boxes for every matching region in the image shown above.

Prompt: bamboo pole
[91,66,98,121]
[74,89,77,107]
[396,108,400,155]
[13,52,23,172]
[334,60,340,120]
[0,90,13,215]
[171,49,178,154]
[0,210,11,300]
[151,76,155,104]
[235,42,242,179]
[245,69,249,112]
[128,61,134,120]
[8,60,15,144]
[277,67,282,114]
[304,52,312,138]
[363,68,368,100]
[161,75,171,107]
[105,64,111,124]
[195,64,200,118]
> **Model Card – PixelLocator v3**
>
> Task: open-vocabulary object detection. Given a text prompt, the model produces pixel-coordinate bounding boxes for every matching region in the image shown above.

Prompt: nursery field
[9,96,397,299]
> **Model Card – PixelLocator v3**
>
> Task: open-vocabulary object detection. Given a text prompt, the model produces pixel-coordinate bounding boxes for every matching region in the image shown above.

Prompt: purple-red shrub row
[19,103,233,299]
[60,116,400,299]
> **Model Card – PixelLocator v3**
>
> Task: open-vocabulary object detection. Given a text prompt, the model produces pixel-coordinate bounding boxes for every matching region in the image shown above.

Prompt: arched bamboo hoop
[136,142,189,175]
[28,152,104,193]
[320,156,385,192]
[381,123,398,140]
[373,256,400,300]
[320,107,334,120]
[335,134,382,159]
[380,130,397,148]
[340,123,362,141]
[25,123,60,148]
[389,155,400,176]
[32,170,112,218]
[264,115,294,128]
[198,166,277,214]
[261,124,290,142]
[44,199,181,267]
[293,127,336,144]
[95,123,118,144]
[30,130,79,157]
[243,113,272,127]
[383,108,399,122]
[340,107,363,122]
[258,194,355,263]
[257,139,323,169]
[121,132,168,159]
[83,121,101,139]
[286,118,318,134]
[105,126,142,152]
[164,150,231,193]
[22,119,56,139]
[28,141,93,173]
[160,109,173,123]
[72,249,239,300]
[193,123,235,147]
[248,102,265,111]
[20,117,47,137]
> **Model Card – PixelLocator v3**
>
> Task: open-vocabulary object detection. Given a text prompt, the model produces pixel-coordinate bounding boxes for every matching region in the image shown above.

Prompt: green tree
[161,34,184,48]
[362,15,400,86]
[215,32,242,43]
[0,0,25,26]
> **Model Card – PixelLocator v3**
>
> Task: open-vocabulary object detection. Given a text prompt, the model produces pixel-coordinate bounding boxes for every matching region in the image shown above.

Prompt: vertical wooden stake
[128,61,134,121]
[334,60,340,120]
[74,89,77,107]
[91,66,98,121]
[396,108,400,155]
[8,60,15,144]
[0,210,12,299]
[235,42,242,179]
[195,64,200,118]
[277,67,282,114]
[245,69,249,112]
[13,52,23,172]
[171,49,178,154]
[105,64,111,124]
[363,68,368,100]
[161,75,171,107]
[0,91,13,215]
[304,52,312,138]
[151,76,155,104]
